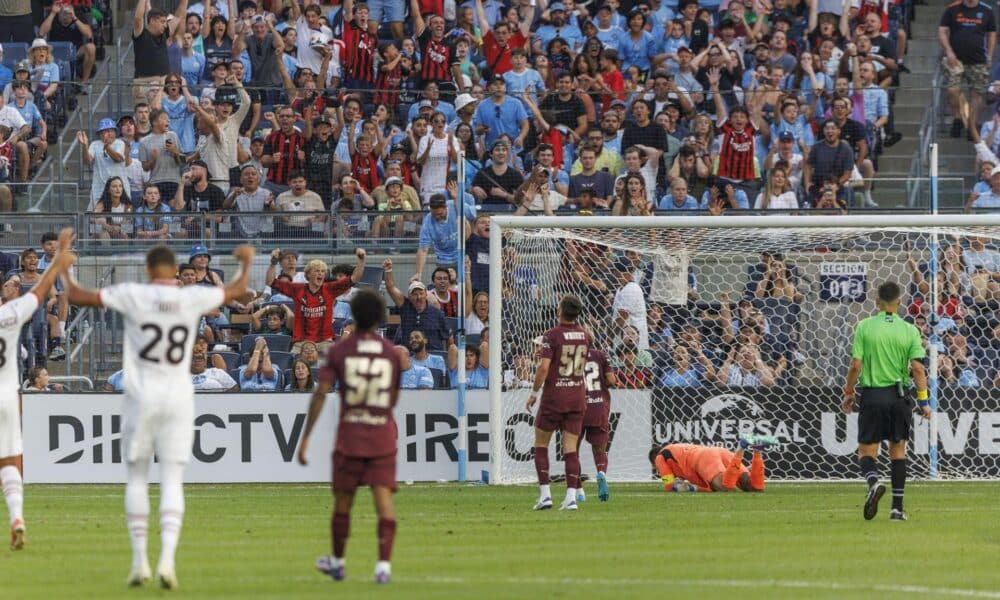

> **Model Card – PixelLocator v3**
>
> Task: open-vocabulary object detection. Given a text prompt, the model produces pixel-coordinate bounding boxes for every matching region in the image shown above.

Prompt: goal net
[487,215,1000,484]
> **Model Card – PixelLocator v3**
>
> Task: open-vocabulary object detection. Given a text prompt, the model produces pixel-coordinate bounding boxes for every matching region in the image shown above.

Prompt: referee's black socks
[891,459,906,511]
[859,455,879,488]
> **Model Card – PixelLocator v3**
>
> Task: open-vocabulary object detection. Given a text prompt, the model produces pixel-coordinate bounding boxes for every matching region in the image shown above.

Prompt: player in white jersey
[63,243,255,589]
[0,228,74,550]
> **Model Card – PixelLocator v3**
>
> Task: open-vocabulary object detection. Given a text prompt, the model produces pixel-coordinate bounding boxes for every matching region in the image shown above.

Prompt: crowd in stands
[0,0,111,193]
[12,0,1000,392]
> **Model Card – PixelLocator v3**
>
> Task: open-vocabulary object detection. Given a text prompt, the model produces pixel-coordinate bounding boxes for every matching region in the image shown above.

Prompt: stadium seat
[428,367,449,389]
[228,367,242,385]
[214,351,241,370]
[2,43,28,68]
[239,333,291,355]
[49,42,76,78]
[268,351,293,371]
[466,333,480,347]
[356,266,384,289]
[0,253,20,276]
[333,317,349,336]
[428,350,448,363]
[211,267,226,283]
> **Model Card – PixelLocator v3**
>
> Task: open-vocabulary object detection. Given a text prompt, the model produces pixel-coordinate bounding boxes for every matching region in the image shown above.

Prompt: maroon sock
[564,452,581,489]
[332,512,350,558]
[377,518,397,562]
[594,450,608,474]
[533,447,550,485]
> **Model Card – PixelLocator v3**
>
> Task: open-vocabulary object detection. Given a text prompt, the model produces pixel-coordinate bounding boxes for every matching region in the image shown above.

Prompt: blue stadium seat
[356,266,384,289]
[213,351,241,370]
[2,43,28,68]
[428,367,449,389]
[239,333,291,355]
[49,41,76,71]
[466,333,480,347]
[269,351,293,371]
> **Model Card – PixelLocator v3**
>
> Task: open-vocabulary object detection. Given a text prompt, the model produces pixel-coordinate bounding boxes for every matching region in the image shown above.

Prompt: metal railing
[63,265,116,385]
[908,63,944,208]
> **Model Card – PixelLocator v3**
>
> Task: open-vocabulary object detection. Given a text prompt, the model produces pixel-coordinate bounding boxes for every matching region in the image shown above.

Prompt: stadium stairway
[873,4,947,209]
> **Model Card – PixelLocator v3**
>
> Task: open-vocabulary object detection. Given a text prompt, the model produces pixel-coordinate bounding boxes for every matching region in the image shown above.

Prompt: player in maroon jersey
[297,288,402,585]
[577,344,617,503]
[526,294,590,511]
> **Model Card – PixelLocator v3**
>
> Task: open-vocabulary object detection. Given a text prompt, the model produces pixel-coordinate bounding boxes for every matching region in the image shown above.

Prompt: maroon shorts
[583,400,609,428]
[582,423,609,449]
[332,451,397,493]
[535,402,584,436]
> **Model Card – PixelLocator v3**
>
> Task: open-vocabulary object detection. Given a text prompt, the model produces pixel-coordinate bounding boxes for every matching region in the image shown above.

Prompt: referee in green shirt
[843,281,930,521]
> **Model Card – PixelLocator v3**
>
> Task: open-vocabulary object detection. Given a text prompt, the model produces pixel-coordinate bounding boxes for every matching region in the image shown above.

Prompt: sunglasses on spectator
[432,118,445,124]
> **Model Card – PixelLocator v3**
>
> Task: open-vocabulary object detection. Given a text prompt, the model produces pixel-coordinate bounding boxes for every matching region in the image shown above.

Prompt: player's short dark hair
[350,289,385,331]
[40,231,57,244]
[877,281,902,303]
[146,245,176,269]
[559,294,583,322]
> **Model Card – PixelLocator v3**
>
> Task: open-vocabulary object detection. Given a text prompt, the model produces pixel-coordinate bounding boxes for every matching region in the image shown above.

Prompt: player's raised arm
[222,245,257,304]
[297,380,332,466]
[57,230,104,308]
[29,227,76,300]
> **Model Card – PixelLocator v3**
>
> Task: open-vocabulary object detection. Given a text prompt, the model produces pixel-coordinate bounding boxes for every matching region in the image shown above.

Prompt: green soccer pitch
[4,482,1000,599]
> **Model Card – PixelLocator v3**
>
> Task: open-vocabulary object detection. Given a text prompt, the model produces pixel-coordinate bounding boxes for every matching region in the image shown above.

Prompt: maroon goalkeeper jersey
[319,332,402,458]
[537,323,590,413]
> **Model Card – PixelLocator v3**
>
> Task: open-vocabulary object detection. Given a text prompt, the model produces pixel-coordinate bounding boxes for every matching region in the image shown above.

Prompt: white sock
[58,321,66,337]
[1,465,23,526]
[539,484,551,499]
[157,462,186,573]
[375,560,391,575]
[125,461,150,569]
[565,487,576,503]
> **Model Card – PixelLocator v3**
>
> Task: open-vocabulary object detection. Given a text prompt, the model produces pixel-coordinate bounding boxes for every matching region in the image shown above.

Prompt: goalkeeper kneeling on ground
[649,436,778,493]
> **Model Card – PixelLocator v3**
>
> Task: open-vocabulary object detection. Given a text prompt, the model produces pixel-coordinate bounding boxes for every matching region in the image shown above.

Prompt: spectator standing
[139,109,184,202]
[338,0,376,96]
[539,72,589,145]
[939,0,996,138]
[233,14,285,101]
[473,75,529,149]
[409,1,462,89]
[465,214,491,294]
[804,119,854,206]
[132,0,187,106]
[612,257,649,351]
[417,113,453,204]
[413,193,473,282]
[40,2,97,89]
[292,1,335,80]
[382,260,454,351]
[0,0,32,44]
[266,249,367,354]
[78,120,130,211]
[475,0,532,78]
[262,105,306,193]
[200,6,235,82]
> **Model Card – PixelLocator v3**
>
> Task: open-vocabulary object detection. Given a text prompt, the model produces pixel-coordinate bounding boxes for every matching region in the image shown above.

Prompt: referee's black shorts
[857,386,912,444]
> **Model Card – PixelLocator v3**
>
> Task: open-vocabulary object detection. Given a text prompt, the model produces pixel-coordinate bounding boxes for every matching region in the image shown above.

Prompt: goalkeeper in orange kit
[648,436,778,493]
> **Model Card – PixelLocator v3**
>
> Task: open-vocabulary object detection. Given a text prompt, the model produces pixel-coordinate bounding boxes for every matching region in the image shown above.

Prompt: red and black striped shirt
[373,62,403,110]
[716,121,757,182]
[351,153,380,193]
[264,129,306,186]
[342,20,376,84]
[417,28,455,84]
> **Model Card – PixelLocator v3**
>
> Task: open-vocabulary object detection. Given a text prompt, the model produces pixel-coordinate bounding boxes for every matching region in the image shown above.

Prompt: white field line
[393,575,1000,598]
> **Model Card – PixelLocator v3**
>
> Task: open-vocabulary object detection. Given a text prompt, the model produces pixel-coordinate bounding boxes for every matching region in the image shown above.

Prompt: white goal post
[488,214,1000,485]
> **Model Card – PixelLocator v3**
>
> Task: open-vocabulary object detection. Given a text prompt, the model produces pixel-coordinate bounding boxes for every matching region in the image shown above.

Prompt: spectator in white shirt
[190,352,238,390]
[612,256,649,351]
[754,165,799,213]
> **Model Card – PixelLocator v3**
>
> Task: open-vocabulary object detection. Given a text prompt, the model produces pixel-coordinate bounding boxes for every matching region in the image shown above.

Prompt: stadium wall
[22,388,1000,482]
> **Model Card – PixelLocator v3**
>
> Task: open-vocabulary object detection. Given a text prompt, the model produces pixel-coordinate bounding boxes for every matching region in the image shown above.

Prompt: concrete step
[893,105,935,121]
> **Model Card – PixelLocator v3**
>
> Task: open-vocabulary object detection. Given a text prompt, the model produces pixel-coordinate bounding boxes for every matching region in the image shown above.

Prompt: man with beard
[171,160,226,239]
[408,329,447,373]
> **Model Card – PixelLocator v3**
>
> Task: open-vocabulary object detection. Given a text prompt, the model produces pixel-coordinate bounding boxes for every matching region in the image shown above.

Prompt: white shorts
[0,394,22,459]
[121,395,194,464]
